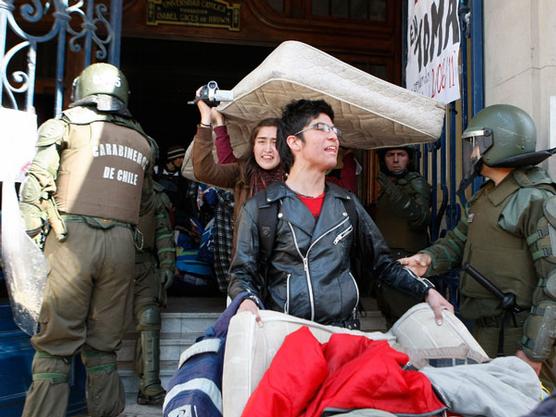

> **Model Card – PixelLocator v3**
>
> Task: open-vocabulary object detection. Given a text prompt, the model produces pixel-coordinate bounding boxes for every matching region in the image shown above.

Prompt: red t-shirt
[297,192,326,218]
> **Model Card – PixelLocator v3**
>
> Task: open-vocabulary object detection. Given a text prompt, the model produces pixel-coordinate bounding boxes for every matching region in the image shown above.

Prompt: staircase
[115,297,385,417]
[117,298,225,398]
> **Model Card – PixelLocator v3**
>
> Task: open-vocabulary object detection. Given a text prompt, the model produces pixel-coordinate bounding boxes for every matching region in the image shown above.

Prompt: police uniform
[422,166,556,388]
[419,104,556,389]
[373,170,431,324]
[134,182,175,404]
[20,64,156,417]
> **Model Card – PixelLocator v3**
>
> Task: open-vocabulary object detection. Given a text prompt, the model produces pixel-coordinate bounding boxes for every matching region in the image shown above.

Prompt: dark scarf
[249,166,285,195]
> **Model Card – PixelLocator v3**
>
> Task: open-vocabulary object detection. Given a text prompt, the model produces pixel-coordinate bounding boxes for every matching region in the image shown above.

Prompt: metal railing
[423,0,484,240]
[0,0,122,116]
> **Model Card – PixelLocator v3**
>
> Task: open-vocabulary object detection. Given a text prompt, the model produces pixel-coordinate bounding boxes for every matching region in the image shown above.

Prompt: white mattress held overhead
[219,40,446,152]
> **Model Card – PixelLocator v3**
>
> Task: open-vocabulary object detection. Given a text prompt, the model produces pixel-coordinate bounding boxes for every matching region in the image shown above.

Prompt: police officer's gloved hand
[377,172,419,221]
[158,269,174,307]
[20,204,47,249]
[161,268,174,290]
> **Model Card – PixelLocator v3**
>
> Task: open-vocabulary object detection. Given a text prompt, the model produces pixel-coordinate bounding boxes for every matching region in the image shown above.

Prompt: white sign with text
[406,0,461,104]
[0,107,37,182]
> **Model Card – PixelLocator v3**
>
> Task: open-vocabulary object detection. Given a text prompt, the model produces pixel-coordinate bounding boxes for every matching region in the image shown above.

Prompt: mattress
[219,40,445,153]
[222,310,392,417]
[222,305,488,417]
[222,303,489,417]
[390,303,490,368]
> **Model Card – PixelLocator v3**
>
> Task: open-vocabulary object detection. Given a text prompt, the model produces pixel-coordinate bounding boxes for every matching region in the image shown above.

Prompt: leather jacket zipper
[349,271,360,315]
[288,217,350,321]
[333,225,353,245]
[284,273,291,314]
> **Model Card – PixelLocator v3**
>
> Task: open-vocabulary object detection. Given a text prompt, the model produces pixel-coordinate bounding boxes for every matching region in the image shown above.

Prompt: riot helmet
[462,104,537,177]
[71,63,130,113]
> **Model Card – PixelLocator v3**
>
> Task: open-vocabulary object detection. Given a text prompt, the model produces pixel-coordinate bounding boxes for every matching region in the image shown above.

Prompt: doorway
[121,38,275,298]
[121,38,274,154]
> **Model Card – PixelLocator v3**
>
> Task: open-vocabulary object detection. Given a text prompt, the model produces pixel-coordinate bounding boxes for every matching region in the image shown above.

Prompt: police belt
[62,214,133,230]
[475,309,529,328]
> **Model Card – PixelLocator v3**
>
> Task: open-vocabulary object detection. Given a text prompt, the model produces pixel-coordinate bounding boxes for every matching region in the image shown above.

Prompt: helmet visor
[462,128,493,177]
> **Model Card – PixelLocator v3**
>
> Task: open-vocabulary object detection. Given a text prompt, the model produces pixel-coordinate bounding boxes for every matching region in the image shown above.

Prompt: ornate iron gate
[420,0,484,241]
[0,0,122,116]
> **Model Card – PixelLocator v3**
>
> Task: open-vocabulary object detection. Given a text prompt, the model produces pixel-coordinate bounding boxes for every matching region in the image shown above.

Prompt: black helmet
[378,146,416,175]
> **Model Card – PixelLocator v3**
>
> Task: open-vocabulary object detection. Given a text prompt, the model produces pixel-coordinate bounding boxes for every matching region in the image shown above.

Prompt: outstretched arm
[354,196,453,323]
[404,218,468,277]
[398,252,432,277]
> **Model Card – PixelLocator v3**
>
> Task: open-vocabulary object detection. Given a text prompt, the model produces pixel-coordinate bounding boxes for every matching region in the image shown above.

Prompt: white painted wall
[484,0,556,175]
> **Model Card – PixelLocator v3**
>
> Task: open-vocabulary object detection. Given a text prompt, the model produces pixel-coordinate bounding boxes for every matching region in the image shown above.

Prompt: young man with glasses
[228,99,452,329]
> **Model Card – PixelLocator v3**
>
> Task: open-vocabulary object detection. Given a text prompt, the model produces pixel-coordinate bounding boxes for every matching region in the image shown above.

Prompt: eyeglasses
[294,122,342,138]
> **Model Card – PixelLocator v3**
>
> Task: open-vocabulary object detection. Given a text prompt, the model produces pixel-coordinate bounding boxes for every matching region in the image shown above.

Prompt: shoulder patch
[37,118,66,146]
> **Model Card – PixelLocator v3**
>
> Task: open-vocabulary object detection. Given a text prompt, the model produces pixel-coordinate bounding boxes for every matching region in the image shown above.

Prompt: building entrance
[121,38,274,154]
[120,38,276,297]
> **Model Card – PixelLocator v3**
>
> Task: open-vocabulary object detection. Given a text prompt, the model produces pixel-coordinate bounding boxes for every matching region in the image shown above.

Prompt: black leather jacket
[228,182,430,325]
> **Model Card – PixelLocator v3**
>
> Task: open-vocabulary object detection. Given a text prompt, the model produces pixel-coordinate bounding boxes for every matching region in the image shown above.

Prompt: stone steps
[118,366,176,399]
[117,308,221,400]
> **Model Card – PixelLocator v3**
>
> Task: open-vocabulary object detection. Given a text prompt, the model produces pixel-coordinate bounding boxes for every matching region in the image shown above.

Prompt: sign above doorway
[146,0,240,31]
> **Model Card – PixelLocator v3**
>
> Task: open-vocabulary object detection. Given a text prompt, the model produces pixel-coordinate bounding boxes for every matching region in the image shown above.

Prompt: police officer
[20,63,157,417]
[134,181,175,405]
[401,104,556,388]
[373,146,431,325]
[156,145,192,228]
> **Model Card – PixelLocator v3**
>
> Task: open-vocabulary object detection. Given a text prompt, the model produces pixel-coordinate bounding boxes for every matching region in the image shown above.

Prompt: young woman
[191,99,285,242]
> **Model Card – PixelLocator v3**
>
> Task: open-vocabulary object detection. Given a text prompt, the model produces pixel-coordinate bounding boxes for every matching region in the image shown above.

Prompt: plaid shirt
[213,188,235,293]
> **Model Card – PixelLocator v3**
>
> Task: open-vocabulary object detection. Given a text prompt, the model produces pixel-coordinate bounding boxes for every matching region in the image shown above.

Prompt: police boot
[136,329,165,405]
[22,351,71,417]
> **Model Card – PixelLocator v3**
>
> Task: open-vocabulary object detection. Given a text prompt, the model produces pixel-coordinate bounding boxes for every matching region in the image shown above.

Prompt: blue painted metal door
[419,0,485,241]
[0,2,122,415]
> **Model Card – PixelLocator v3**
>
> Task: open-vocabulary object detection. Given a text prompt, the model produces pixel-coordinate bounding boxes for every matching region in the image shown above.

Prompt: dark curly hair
[277,99,335,172]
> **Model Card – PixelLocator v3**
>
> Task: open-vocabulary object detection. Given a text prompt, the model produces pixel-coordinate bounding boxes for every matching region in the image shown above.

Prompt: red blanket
[241,326,446,417]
